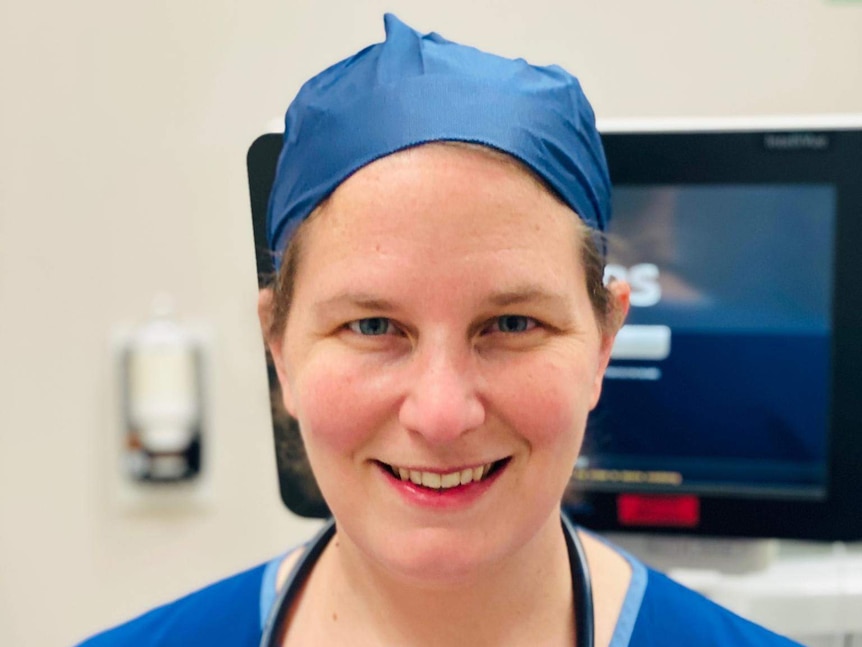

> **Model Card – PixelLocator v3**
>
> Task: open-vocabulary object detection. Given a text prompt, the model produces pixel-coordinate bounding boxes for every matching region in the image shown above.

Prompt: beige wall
[1,1,860,645]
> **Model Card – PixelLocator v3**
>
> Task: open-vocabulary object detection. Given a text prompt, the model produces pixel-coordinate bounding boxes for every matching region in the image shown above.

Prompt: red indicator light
[617,494,700,528]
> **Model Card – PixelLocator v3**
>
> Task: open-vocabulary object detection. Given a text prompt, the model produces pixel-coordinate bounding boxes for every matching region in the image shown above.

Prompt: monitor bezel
[574,119,862,541]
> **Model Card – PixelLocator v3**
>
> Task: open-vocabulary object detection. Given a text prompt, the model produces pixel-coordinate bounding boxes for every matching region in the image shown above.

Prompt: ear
[590,280,631,408]
[258,288,298,417]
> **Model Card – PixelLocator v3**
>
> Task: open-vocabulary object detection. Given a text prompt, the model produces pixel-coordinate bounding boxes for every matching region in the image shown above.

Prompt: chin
[343,515,541,590]
[374,529,498,588]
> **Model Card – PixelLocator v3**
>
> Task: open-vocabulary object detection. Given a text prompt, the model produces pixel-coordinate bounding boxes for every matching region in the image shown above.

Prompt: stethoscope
[260,513,594,647]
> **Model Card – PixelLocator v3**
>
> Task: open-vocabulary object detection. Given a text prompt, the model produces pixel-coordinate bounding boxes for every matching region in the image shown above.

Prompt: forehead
[315,143,578,240]
[292,143,586,298]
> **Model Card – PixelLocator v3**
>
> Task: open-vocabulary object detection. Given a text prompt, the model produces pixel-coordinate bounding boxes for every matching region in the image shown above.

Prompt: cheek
[291,354,398,458]
[493,353,596,450]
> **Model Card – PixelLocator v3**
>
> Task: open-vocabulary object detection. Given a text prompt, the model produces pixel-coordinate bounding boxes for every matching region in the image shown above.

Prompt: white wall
[1,1,860,645]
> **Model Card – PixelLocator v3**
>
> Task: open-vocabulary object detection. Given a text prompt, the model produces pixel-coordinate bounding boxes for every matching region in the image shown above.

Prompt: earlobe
[257,288,277,351]
[258,288,298,417]
[590,280,632,409]
[606,280,632,338]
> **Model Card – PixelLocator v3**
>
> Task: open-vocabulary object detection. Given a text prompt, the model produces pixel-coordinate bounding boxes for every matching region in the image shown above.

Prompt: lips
[378,459,510,491]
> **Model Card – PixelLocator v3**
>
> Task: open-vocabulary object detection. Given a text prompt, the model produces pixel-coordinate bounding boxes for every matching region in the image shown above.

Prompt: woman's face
[269,144,623,584]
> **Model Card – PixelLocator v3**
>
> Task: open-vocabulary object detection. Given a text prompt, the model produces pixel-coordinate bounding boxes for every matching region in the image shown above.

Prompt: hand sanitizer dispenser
[119,296,205,484]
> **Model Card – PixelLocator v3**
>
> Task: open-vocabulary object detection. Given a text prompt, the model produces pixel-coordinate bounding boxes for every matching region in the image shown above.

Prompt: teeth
[421,472,442,488]
[393,462,496,490]
[441,472,461,488]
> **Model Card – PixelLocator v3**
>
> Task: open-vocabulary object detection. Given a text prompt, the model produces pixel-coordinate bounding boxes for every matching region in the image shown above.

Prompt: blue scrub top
[76,537,802,647]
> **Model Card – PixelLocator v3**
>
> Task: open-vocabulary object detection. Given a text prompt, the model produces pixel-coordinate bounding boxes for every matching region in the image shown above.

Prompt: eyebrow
[313,293,398,318]
[485,285,571,309]
[312,285,571,318]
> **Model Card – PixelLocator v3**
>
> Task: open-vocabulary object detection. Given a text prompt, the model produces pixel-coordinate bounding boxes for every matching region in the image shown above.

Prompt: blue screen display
[578,185,836,498]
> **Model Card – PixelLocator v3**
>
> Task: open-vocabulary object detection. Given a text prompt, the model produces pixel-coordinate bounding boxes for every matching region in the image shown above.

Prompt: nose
[398,340,486,443]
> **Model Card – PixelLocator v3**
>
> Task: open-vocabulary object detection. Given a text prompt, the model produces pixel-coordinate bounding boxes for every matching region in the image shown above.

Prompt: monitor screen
[562,121,862,540]
[576,184,835,500]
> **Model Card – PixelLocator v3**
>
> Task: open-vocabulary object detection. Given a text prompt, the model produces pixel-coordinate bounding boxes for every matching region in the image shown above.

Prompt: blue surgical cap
[266,13,610,264]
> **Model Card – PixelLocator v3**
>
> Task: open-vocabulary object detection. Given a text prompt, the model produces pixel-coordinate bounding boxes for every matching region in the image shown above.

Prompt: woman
[80,14,800,647]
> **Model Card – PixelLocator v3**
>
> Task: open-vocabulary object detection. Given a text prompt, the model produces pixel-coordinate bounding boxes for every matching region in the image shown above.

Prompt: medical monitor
[566,118,862,541]
[247,117,862,540]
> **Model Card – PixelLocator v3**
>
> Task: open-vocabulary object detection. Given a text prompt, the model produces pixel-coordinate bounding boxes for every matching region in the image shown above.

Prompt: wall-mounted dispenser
[116,296,208,486]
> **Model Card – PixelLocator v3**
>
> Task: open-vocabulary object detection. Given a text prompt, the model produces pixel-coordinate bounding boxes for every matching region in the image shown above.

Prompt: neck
[316,512,575,647]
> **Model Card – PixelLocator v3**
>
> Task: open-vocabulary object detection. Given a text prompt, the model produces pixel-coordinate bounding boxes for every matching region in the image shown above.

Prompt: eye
[492,315,537,334]
[347,317,393,336]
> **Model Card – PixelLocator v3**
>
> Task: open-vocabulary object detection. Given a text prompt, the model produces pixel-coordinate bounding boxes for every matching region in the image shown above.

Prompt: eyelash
[346,315,538,337]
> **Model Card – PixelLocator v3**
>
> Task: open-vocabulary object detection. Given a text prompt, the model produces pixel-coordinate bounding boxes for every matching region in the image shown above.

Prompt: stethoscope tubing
[260,513,594,647]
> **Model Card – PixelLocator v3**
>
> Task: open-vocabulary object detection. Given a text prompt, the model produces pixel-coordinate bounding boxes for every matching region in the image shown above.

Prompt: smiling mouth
[378,459,510,490]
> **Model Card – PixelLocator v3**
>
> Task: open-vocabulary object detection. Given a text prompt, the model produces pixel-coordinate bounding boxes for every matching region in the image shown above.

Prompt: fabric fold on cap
[267,13,610,265]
